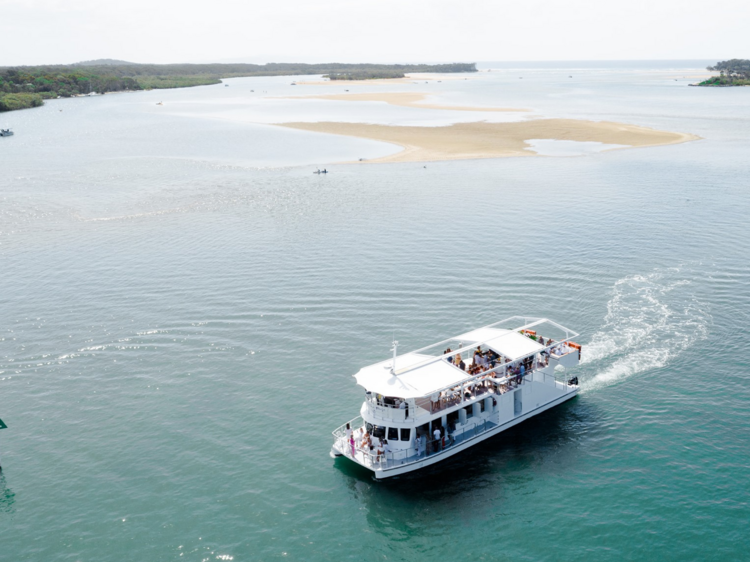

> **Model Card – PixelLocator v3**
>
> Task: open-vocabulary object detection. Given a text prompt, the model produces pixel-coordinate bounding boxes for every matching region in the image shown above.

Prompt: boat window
[480,400,486,413]
[372,425,385,439]
[400,428,411,441]
[465,405,473,419]
[388,427,399,441]
[365,422,373,434]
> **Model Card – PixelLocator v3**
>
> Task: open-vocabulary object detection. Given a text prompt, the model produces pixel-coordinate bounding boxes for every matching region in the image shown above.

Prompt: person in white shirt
[433,427,442,452]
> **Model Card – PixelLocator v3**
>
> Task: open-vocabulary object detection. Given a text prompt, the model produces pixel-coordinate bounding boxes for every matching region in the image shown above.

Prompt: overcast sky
[1,0,747,66]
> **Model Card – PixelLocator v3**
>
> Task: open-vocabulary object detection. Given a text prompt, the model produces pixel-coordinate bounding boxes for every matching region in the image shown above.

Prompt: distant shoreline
[0,62,477,114]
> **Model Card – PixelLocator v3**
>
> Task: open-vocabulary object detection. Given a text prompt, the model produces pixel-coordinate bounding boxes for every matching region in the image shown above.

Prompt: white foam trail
[581,267,710,391]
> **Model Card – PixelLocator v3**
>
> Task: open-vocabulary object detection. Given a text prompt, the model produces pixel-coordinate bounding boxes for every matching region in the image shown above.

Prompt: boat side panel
[373,388,579,478]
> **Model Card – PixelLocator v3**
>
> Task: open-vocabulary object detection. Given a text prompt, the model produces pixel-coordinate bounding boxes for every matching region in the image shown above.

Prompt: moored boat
[331,317,582,479]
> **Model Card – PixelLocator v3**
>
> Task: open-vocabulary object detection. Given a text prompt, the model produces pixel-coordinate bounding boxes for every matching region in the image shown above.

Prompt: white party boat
[331,317,582,479]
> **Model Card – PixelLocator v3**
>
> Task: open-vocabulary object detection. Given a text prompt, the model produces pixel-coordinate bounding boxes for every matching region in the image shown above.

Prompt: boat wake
[581,267,710,392]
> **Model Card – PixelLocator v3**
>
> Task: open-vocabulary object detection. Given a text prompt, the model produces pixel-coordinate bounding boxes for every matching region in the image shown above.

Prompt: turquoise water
[1,63,749,561]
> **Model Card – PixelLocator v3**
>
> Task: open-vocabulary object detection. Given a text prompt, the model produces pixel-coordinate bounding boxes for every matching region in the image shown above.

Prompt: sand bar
[296,73,475,86]
[278,120,700,163]
[288,92,528,112]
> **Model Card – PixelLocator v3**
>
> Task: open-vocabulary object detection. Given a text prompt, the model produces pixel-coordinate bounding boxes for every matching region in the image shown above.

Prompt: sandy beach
[278,120,700,163]
[286,92,528,112]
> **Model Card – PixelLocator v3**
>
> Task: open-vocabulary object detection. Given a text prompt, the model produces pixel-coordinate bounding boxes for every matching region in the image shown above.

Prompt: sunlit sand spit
[277,119,700,163]
[284,92,529,112]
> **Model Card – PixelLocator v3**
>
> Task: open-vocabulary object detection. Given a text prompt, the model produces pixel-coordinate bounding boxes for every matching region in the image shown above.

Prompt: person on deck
[488,350,497,368]
[355,427,364,449]
[346,423,355,456]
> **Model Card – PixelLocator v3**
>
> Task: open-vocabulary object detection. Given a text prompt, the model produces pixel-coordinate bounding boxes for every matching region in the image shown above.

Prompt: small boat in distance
[0,128,13,137]
[331,317,583,479]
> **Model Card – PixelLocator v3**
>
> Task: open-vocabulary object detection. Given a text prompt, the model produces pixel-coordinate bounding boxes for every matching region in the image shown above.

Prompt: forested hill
[0,61,477,112]
[72,59,139,67]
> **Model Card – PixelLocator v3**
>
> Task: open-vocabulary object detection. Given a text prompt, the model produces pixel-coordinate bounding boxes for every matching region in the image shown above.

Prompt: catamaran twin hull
[331,317,582,479]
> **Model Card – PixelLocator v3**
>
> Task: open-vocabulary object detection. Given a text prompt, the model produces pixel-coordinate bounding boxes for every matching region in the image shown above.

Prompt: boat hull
[341,386,579,479]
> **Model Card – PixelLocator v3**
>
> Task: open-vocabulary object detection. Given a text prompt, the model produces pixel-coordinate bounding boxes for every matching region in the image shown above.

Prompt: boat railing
[353,419,494,470]
[357,367,575,425]
[332,415,364,440]
[366,394,403,409]
[424,367,549,414]
[363,395,414,421]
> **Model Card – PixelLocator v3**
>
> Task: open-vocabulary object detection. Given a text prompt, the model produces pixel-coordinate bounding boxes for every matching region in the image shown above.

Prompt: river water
[1,62,749,561]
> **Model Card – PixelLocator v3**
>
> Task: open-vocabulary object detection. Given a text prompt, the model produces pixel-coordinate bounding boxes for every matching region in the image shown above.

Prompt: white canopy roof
[455,327,507,344]
[352,332,542,398]
[456,328,544,360]
[352,317,577,399]
[353,353,463,399]
[484,331,544,360]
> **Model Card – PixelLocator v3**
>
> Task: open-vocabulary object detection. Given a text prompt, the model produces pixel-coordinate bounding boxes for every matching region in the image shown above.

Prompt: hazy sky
[1,0,747,66]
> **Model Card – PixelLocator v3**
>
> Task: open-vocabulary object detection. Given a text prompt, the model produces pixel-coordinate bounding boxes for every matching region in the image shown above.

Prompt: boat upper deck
[353,317,579,400]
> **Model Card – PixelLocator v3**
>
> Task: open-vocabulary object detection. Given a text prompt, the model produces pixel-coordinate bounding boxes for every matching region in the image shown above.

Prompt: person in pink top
[345,423,355,456]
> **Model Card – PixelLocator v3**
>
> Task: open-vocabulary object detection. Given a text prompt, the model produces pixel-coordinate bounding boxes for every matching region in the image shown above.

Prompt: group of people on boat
[526,331,577,358]
[426,337,569,411]
[346,423,393,462]
[442,333,573,377]
[345,422,450,465]
[442,346,501,374]
[442,344,540,379]
[404,426,447,458]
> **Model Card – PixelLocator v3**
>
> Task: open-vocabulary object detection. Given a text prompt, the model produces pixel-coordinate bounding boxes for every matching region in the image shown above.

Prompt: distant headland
[694,59,750,86]
[0,61,477,112]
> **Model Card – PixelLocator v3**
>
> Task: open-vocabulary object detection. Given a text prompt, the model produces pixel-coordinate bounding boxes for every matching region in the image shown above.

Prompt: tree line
[0,61,477,112]
[327,71,407,80]
[699,59,750,86]
[0,61,476,79]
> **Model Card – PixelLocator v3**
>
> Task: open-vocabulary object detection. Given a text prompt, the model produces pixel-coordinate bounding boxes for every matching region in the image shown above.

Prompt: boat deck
[336,418,500,472]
